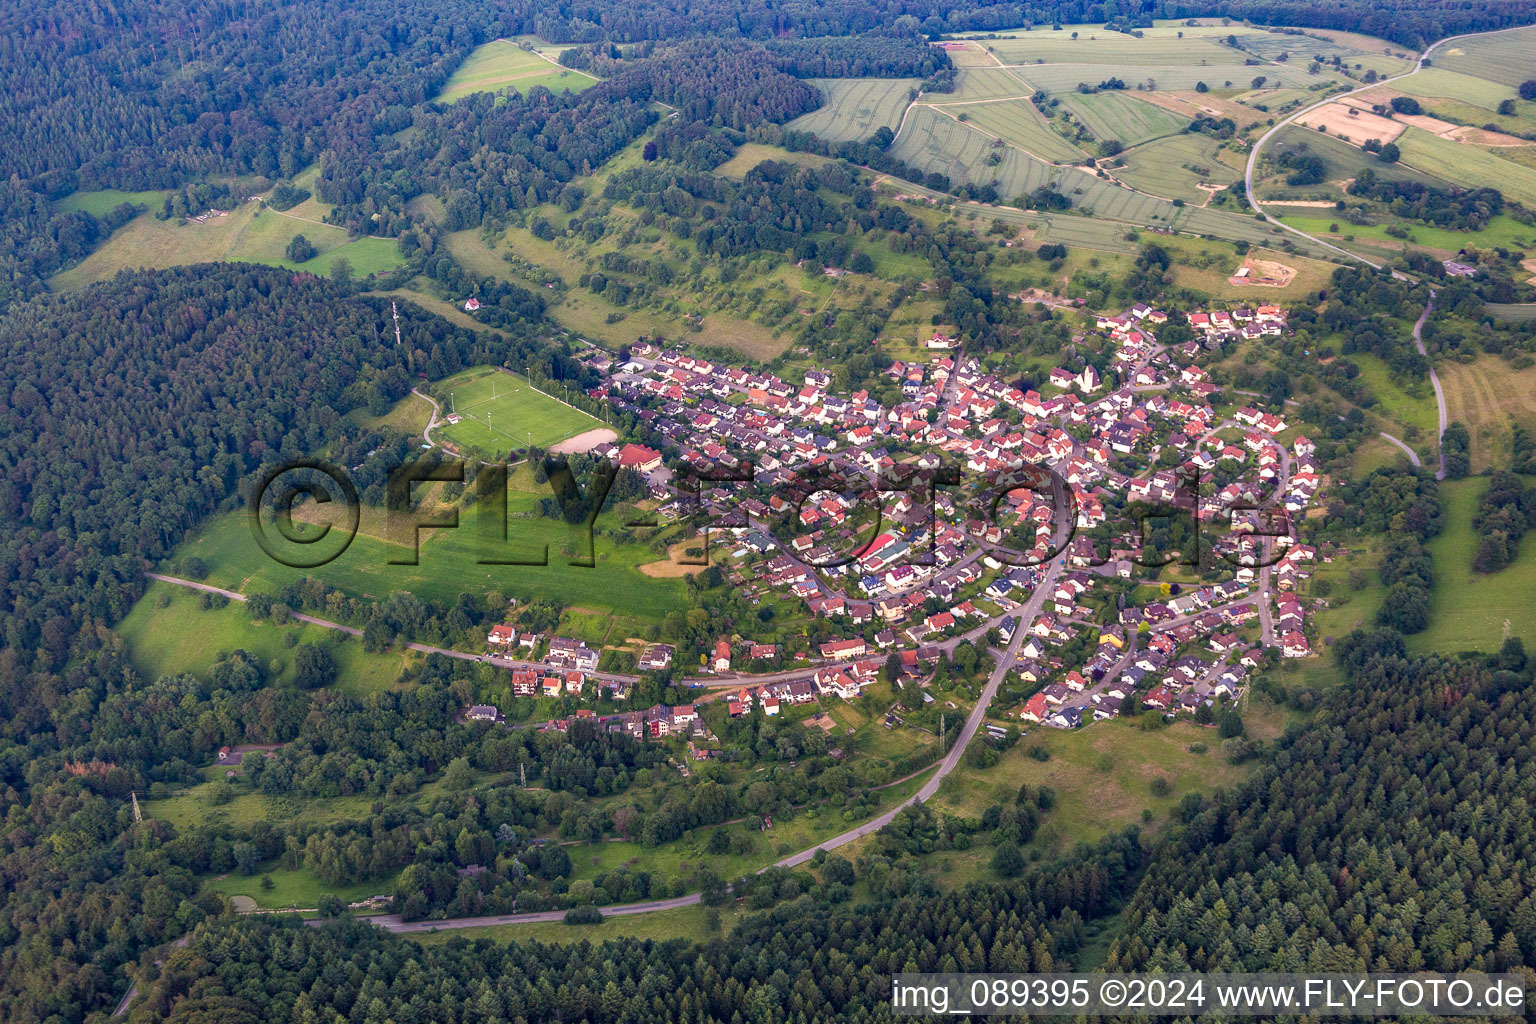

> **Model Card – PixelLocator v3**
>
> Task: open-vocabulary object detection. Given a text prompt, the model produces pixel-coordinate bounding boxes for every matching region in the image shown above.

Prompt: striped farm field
[947,68,1035,102]
[945,99,1086,162]
[1396,127,1536,206]
[890,106,1059,197]
[1433,26,1536,88]
[1013,62,1323,94]
[984,32,1236,66]
[786,78,919,143]
[1115,133,1241,202]
[1058,90,1189,146]
[1388,67,1517,109]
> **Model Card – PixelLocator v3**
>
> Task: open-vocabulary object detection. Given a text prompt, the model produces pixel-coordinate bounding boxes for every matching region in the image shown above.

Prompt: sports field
[785,79,918,144]
[434,366,605,453]
[435,40,597,102]
[1058,90,1189,146]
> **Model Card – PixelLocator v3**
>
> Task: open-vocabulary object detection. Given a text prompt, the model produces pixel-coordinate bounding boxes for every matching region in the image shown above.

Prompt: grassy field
[435,40,596,102]
[1014,62,1324,95]
[1166,243,1338,299]
[947,68,1036,102]
[1278,213,1536,254]
[211,868,390,911]
[1348,352,1439,451]
[931,711,1276,851]
[1389,67,1519,109]
[1439,356,1536,473]
[1432,26,1536,89]
[940,99,1085,163]
[1115,133,1242,202]
[55,188,167,217]
[890,106,1060,198]
[434,366,605,454]
[51,201,404,292]
[714,143,837,178]
[444,220,793,359]
[985,31,1238,67]
[409,902,747,946]
[785,79,918,144]
[116,581,413,696]
[1058,90,1189,146]
[1413,476,1536,655]
[169,492,687,628]
[1394,127,1536,207]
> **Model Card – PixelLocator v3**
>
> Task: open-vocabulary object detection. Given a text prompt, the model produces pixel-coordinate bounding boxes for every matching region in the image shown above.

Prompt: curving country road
[1243,25,1531,271]
[1378,432,1422,468]
[316,517,1072,936]
[1410,292,1448,479]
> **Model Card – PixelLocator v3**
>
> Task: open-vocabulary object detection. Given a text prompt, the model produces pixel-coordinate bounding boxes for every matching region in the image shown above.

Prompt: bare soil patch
[1230,256,1296,287]
[549,427,618,454]
[1295,102,1405,145]
[639,539,707,578]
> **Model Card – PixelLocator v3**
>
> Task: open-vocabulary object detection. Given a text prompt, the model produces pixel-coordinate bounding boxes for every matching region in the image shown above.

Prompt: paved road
[1410,292,1447,479]
[1378,431,1422,467]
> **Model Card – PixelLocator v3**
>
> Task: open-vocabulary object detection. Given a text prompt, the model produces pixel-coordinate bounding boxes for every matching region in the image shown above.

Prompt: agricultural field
[940,98,1085,163]
[980,31,1238,67]
[1432,25,1536,89]
[50,199,403,292]
[432,366,608,454]
[1413,476,1536,656]
[1113,133,1242,203]
[1416,96,1536,139]
[1395,127,1536,206]
[1057,90,1189,146]
[434,39,596,102]
[890,105,1061,197]
[1013,62,1325,95]
[944,67,1035,102]
[1257,125,1453,199]
[1294,101,1407,145]
[784,78,918,144]
[1386,67,1520,108]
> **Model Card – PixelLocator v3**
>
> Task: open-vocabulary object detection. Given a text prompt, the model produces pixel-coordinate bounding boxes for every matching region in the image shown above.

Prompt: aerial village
[470,301,1324,739]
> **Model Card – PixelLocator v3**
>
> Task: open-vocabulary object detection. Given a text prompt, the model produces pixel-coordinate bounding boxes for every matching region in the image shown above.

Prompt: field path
[1410,291,1448,478]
